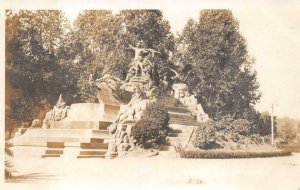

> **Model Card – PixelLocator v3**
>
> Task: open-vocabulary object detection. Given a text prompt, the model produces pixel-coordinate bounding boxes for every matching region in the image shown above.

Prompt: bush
[230,119,251,136]
[5,141,15,179]
[214,114,234,132]
[143,102,169,127]
[277,144,300,153]
[277,119,297,144]
[131,102,169,148]
[193,122,220,149]
[180,150,291,159]
[250,134,264,144]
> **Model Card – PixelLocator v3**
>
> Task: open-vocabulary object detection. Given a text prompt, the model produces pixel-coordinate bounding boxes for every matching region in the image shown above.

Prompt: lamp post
[271,101,278,146]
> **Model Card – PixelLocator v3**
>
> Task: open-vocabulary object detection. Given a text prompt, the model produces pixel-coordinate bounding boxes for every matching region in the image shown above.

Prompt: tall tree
[174,10,261,118]
[64,10,120,102]
[5,10,72,124]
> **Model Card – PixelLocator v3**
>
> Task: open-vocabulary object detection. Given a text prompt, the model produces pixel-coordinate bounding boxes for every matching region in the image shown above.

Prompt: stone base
[50,120,112,130]
[66,103,120,122]
[12,128,110,146]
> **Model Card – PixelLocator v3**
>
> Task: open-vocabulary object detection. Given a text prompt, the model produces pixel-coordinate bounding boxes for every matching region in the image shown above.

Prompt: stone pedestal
[13,103,118,147]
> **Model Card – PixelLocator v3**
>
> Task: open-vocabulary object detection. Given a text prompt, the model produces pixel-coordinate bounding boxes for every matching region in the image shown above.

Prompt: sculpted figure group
[42,94,70,128]
[127,41,160,80]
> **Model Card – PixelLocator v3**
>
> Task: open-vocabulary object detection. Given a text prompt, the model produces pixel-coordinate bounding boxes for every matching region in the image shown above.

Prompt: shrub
[277,144,300,153]
[143,102,169,127]
[214,114,234,132]
[250,134,264,144]
[230,119,251,136]
[277,119,297,144]
[193,121,220,149]
[180,150,291,159]
[5,141,15,179]
[131,102,169,148]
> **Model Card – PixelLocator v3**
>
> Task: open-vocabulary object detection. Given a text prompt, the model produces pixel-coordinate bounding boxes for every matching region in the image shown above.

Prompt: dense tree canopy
[174,10,261,119]
[5,10,73,125]
[63,10,175,102]
[6,9,263,131]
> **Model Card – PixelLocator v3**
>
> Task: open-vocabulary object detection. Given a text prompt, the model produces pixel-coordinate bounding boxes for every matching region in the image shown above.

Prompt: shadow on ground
[5,172,60,183]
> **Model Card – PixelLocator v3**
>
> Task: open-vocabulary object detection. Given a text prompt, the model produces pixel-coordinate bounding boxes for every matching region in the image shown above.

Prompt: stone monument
[12,42,209,158]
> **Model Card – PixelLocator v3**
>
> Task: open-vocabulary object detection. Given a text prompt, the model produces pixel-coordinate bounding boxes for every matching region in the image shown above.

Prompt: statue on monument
[127,41,160,79]
[42,94,70,128]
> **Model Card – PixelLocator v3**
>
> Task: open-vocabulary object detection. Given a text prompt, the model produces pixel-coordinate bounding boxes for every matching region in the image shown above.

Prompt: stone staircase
[14,119,112,158]
[42,142,65,158]
[77,138,109,158]
[167,124,196,147]
[41,137,110,159]
[156,96,199,157]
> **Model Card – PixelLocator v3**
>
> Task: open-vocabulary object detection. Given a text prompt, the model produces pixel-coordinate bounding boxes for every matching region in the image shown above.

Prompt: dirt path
[4,153,300,190]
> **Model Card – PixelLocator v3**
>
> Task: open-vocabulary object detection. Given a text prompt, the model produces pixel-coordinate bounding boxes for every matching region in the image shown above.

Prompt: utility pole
[271,101,278,146]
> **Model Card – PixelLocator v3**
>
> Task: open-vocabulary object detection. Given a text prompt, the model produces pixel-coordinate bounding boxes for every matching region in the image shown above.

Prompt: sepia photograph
[1,0,300,189]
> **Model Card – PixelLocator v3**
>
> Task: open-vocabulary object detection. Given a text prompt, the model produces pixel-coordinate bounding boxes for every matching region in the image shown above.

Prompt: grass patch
[180,150,292,159]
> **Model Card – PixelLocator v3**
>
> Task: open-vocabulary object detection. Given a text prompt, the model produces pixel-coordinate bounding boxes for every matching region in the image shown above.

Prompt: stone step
[170,117,196,121]
[22,137,102,143]
[169,120,200,126]
[159,145,171,151]
[157,96,181,107]
[42,154,61,158]
[90,138,105,143]
[169,124,198,129]
[169,128,191,133]
[47,142,64,148]
[51,120,112,130]
[77,155,106,159]
[45,149,64,155]
[80,142,108,149]
[169,116,198,121]
[168,133,190,137]
[79,150,107,156]
[168,137,188,142]
[13,128,111,146]
[17,128,109,138]
[99,121,112,130]
[168,133,179,137]
[169,116,195,121]
[167,106,190,114]
[169,113,195,120]
[92,130,109,137]
[168,112,192,118]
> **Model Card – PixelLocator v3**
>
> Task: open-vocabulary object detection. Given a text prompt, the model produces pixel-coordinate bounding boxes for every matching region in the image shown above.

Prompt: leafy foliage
[131,102,169,148]
[256,112,277,136]
[230,119,250,136]
[193,122,219,149]
[277,117,297,144]
[66,10,175,101]
[5,10,76,125]
[174,10,261,118]
[5,141,15,179]
[193,117,266,150]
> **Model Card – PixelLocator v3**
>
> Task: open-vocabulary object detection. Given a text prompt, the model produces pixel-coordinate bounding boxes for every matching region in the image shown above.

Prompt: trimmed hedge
[180,150,292,159]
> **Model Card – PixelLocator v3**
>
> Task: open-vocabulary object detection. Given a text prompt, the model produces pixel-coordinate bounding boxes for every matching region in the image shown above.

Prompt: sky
[2,0,300,119]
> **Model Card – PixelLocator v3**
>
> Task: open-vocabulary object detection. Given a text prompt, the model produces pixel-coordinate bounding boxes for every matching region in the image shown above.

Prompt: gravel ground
[4,153,300,190]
